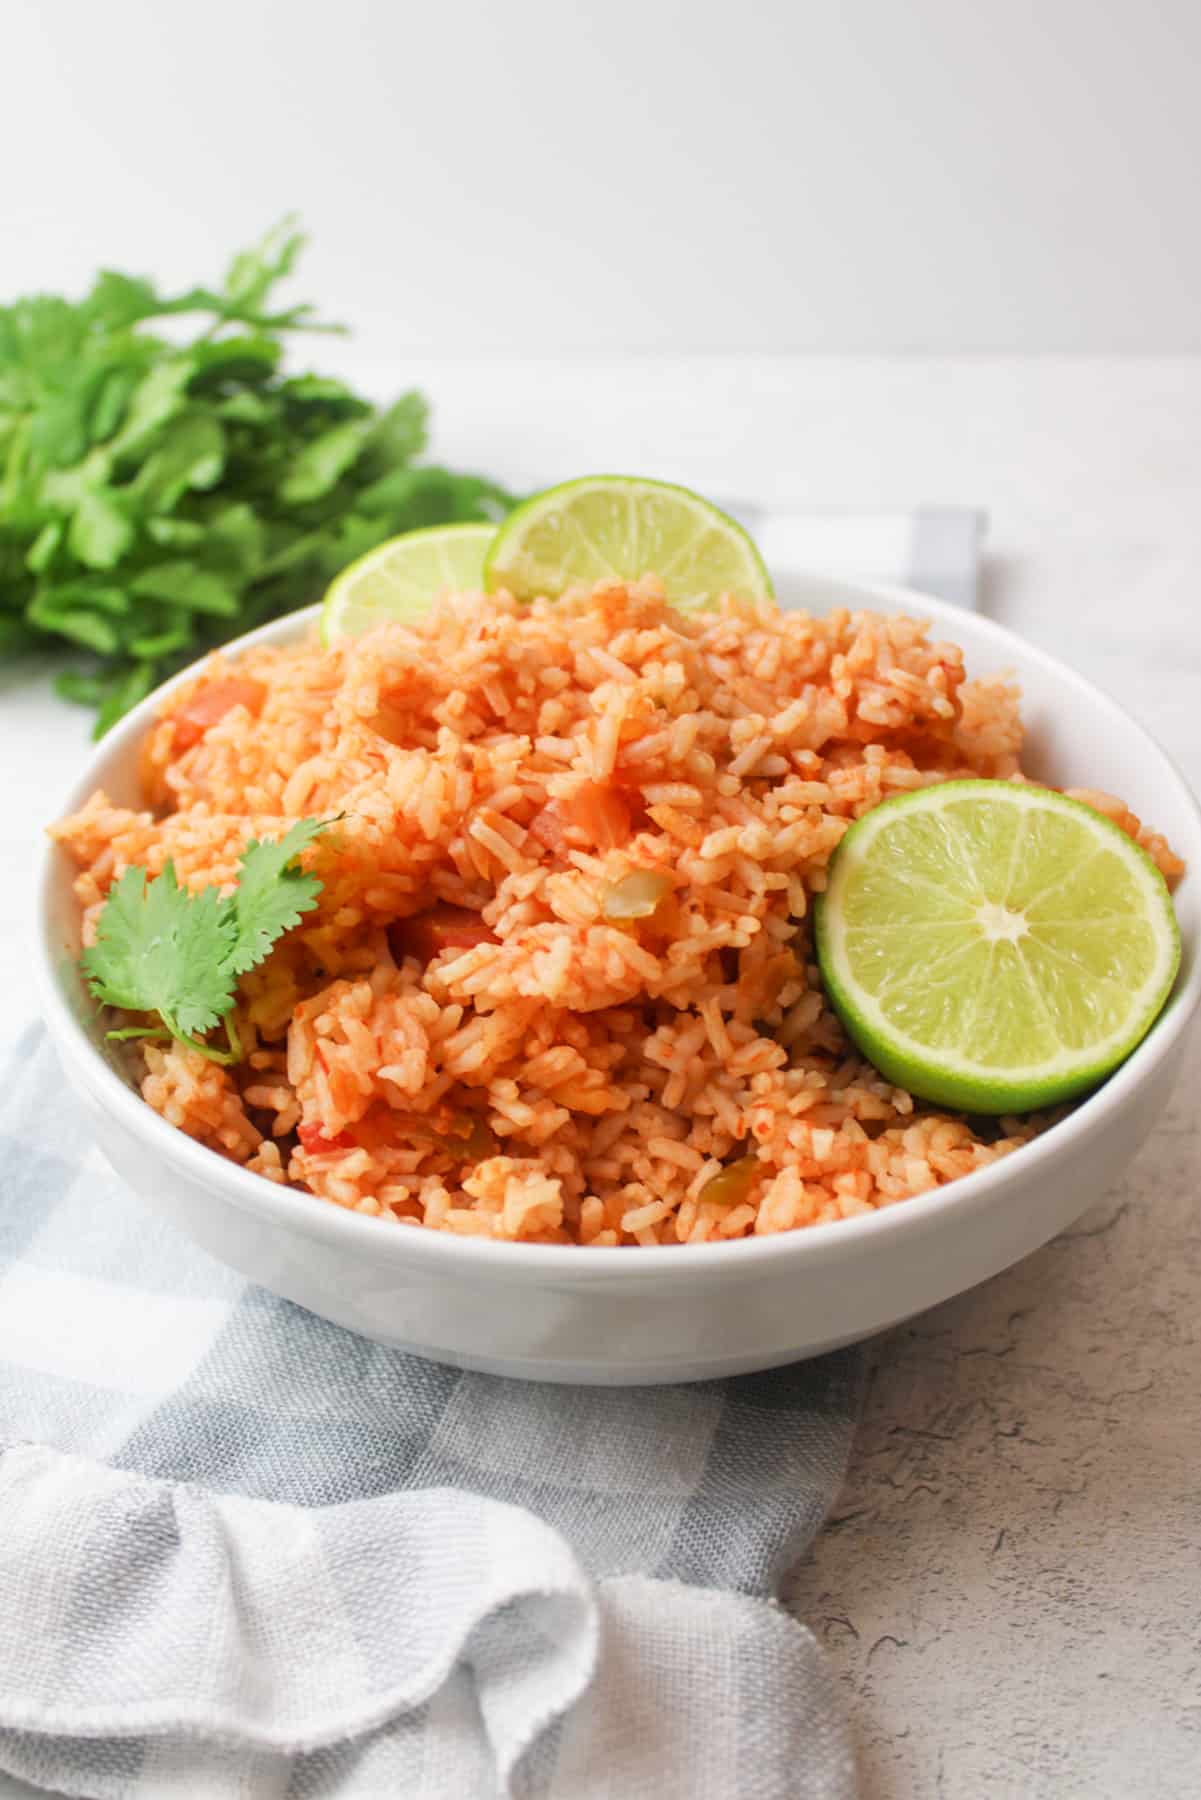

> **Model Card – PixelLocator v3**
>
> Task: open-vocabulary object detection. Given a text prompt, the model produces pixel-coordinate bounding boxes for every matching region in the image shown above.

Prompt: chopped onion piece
[602,869,672,921]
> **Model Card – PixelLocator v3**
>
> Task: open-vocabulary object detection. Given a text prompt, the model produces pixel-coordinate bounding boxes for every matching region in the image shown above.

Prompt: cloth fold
[0,1443,855,1798]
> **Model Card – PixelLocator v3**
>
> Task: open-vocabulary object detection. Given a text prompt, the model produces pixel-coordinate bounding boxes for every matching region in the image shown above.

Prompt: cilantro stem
[170,1025,237,1066]
[163,1008,242,1065]
[112,1017,239,1065]
[105,1020,234,1063]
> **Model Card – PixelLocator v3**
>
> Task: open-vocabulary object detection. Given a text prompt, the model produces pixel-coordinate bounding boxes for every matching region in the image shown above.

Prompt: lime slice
[483,475,772,608]
[321,523,495,645]
[814,780,1180,1114]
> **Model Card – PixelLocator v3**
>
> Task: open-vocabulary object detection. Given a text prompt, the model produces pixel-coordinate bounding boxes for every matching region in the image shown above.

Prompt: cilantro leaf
[81,862,238,1043]
[80,819,332,1058]
[110,359,195,462]
[361,391,428,467]
[86,271,162,329]
[67,488,134,569]
[227,818,328,975]
[128,411,226,511]
[129,562,240,615]
[278,417,372,505]
[222,216,306,316]
[26,593,121,656]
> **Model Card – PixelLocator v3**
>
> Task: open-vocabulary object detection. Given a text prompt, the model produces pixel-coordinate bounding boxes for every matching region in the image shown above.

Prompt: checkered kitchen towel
[0,509,982,1799]
[0,1033,860,1800]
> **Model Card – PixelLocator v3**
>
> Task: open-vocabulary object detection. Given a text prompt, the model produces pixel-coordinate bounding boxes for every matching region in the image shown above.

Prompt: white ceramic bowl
[37,574,1201,1384]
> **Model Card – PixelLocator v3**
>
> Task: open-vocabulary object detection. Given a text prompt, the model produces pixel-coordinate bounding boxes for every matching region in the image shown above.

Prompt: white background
[6,0,1201,353]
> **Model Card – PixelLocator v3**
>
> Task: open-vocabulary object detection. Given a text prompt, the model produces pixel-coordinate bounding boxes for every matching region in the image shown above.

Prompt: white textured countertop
[6,357,1199,1799]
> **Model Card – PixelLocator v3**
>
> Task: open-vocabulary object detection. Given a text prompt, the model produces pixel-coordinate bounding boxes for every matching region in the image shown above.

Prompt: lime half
[483,475,772,608]
[814,780,1180,1114]
[321,522,495,645]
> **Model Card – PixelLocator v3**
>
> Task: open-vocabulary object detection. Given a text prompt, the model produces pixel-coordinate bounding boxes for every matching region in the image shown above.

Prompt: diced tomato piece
[388,905,498,964]
[172,677,267,751]
[297,1122,352,1154]
[566,781,632,849]
[530,782,632,856]
[529,800,569,854]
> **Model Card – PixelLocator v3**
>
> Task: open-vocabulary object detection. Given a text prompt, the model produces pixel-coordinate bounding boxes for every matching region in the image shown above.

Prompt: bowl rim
[35,574,1201,1284]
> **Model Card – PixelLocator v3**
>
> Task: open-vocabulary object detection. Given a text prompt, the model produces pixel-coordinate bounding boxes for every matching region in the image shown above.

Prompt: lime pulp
[814,780,1180,1113]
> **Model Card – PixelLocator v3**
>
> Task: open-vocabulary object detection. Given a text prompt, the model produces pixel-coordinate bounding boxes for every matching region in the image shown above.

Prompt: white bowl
[37,575,1201,1384]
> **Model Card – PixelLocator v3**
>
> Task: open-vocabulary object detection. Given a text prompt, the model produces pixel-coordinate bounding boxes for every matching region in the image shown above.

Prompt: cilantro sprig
[81,818,329,1061]
[0,219,516,733]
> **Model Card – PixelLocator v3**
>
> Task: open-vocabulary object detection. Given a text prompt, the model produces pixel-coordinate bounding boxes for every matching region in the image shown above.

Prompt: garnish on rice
[81,817,330,1061]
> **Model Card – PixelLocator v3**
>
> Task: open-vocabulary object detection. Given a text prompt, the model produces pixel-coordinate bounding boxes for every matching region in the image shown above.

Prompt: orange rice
[52,581,1184,1246]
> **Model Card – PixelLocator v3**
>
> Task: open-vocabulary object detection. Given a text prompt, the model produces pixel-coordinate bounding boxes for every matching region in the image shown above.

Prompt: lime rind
[321,522,495,646]
[814,780,1180,1113]
[483,474,773,608]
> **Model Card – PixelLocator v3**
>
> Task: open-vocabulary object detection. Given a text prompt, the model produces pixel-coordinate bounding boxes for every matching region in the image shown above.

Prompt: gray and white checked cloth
[0,508,982,1800]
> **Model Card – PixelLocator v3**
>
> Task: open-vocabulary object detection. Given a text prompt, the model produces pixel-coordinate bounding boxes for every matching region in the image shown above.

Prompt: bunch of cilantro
[0,219,515,733]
